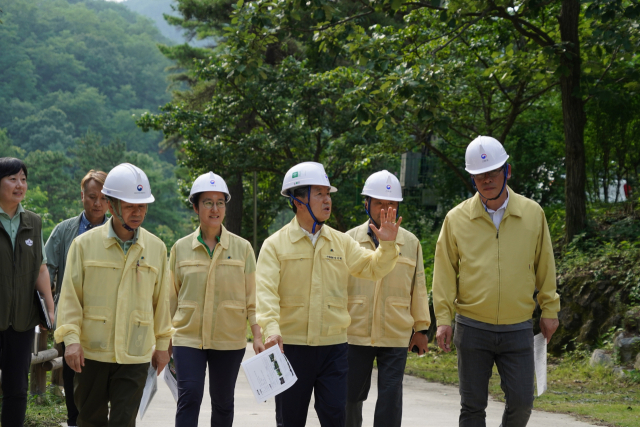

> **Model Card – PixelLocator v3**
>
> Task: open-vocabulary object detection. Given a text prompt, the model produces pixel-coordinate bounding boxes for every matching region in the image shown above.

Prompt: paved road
[58,344,597,426]
[128,344,597,427]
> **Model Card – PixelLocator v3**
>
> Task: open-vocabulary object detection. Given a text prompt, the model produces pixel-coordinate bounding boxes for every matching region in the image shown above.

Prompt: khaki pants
[74,359,149,427]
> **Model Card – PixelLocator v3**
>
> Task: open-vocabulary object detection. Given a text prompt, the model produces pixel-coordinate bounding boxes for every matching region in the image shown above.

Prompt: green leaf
[376,118,385,131]
[237,0,244,8]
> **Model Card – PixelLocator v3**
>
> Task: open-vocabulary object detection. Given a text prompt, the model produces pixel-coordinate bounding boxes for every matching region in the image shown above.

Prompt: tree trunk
[559,0,587,243]
[225,172,244,235]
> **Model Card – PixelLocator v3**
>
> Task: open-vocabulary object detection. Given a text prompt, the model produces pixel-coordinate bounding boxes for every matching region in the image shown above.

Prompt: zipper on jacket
[496,225,501,323]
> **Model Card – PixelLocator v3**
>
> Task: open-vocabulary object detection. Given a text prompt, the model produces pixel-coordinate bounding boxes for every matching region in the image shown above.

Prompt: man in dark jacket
[45,169,108,427]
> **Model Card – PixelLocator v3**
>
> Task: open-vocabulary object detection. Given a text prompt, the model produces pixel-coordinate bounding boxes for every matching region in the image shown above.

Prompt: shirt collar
[0,203,24,220]
[80,211,107,227]
[107,217,139,246]
[482,189,510,214]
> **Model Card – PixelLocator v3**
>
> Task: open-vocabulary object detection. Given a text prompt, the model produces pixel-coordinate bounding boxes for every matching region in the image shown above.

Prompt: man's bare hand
[152,350,170,376]
[408,331,429,356]
[65,343,85,373]
[369,207,402,242]
[436,325,453,353]
[540,318,559,344]
[265,335,284,353]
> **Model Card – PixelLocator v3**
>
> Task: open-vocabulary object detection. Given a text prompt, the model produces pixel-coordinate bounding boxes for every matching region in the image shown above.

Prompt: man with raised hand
[345,170,431,427]
[257,162,401,427]
[55,163,174,427]
[433,136,560,427]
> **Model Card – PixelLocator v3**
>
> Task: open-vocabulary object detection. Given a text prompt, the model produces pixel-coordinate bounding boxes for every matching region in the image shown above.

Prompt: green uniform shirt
[107,219,139,255]
[197,230,220,258]
[0,203,47,265]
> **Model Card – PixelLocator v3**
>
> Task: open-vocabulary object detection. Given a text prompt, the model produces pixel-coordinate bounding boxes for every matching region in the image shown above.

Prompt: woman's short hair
[0,157,28,182]
[80,170,107,192]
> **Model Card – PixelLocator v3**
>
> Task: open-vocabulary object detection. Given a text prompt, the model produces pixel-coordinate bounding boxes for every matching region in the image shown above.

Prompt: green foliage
[0,0,172,161]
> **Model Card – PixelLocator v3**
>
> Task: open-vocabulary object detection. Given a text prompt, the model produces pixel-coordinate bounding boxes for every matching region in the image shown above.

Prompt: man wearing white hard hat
[55,163,174,426]
[345,170,431,427]
[256,162,402,427]
[432,137,560,426]
[168,172,264,427]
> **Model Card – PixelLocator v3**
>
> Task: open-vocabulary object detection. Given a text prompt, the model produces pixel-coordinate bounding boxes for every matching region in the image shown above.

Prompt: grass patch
[23,384,67,427]
[405,345,640,427]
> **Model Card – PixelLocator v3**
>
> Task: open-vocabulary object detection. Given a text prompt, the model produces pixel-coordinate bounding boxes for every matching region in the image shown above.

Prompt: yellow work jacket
[346,223,431,347]
[256,217,399,346]
[432,188,560,326]
[54,218,174,364]
[169,226,256,351]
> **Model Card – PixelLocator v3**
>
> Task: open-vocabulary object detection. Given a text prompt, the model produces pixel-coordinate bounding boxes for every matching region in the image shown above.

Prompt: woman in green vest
[0,157,55,427]
[169,171,264,427]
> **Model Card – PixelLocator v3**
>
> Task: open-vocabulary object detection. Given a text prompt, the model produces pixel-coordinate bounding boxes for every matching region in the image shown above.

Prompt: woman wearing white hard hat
[345,170,431,427]
[55,163,174,427]
[433,136,560,427]
[168,171,263,427]
[256,161,403,427]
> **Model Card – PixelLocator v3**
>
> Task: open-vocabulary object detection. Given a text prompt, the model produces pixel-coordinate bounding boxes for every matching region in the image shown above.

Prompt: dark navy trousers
[275,343,349,427]
[0,326,34,427]
[173,346,245,427]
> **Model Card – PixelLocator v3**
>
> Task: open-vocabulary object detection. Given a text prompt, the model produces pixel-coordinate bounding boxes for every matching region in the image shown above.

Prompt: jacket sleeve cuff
[413,321,431,332]
[263,322,282,339]
[62,334,80,346]
[155,339,170,351]
[541,311,558,319]
[248,314,257,327]
[436,318,452,327]
[378,240,397,252]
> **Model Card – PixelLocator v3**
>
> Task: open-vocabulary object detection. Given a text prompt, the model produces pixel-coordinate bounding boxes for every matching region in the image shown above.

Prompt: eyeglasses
[472,166,505,181]
[201,199,226,209]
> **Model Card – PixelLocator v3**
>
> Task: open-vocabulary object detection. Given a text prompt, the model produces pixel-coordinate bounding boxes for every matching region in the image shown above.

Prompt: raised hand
[369,207,402,242]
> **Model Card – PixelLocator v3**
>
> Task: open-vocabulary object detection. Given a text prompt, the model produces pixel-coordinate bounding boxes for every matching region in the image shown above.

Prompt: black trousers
[0,326,34,427]
[275,343,349,427]
[173,346,245,427]
[345,345,408,427]
[454,323,535,427]
[74,359,149,427]
[62,343,79,426]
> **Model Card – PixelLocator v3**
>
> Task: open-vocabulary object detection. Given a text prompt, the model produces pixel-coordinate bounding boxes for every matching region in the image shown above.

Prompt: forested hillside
[0,0,191,244]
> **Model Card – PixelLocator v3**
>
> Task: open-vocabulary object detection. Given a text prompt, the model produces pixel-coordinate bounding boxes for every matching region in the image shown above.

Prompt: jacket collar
[469,186,522,221]
[102,217,145,249]
[191,225,230,250]
[354,220,405,245]
[288,216,333,244]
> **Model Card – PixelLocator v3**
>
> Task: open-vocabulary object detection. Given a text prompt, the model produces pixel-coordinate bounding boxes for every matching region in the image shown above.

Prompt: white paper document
[163,357,179,402]
[241,345,297,403]
[533,333,547,396]
[138,365,158,419]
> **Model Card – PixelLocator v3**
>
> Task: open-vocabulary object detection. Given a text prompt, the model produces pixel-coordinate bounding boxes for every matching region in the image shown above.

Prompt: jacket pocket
[134,263,158,298]
[172,300,199,333]
[127,310,154,357]
[347,295,369,337]
[279,296,307,336]
[212,300,246,343]
[83,261,122,297]
[322,296,350,336]
[384,296,413,338]
[388,256,417,291]
[80,306,112,352]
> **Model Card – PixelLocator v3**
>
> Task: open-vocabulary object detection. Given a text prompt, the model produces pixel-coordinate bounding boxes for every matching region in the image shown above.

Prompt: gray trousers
[345,345,408,427]
[454,323,534,427]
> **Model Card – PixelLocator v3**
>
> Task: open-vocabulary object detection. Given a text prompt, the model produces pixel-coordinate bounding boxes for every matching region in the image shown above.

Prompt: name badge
[25,239,33,247]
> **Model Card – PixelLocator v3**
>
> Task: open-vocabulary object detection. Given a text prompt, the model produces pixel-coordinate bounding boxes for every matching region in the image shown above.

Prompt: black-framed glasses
[472,165,505,181]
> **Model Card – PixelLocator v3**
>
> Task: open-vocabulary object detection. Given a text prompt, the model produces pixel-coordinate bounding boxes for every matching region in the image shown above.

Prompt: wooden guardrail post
[52,342,65,386]
[30,330,49,397]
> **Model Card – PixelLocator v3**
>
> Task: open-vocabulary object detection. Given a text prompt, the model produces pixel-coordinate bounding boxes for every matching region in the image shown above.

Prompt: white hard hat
[281,162,338,197]
[362,170,403,202]
[465,136,509,175]
[102,163,155,204]
[189,172,231,204]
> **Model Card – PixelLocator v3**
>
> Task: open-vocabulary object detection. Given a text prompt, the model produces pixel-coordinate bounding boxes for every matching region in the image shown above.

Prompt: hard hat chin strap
[109,198,143,232]
[472,165,509,212]
[289,186,324,234]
